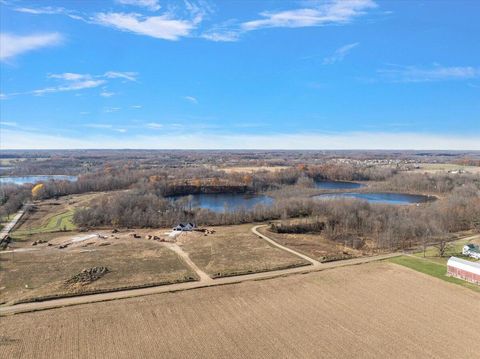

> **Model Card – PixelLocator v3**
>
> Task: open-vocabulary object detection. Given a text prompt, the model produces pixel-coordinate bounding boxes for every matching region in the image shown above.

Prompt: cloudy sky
[1,0,479,150]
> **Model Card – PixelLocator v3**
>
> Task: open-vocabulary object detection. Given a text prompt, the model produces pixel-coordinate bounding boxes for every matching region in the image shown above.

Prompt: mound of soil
[65,266,109,287]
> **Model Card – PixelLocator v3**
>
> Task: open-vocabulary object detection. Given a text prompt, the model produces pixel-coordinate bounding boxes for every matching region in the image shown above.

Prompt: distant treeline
[73,178,480,251]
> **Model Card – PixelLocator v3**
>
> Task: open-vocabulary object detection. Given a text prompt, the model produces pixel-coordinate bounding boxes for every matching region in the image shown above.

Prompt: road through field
[162,243,213,283]
[251,224,322,266]
[0,207,27,241]
[2,262,479,359]
[0,250,399,316]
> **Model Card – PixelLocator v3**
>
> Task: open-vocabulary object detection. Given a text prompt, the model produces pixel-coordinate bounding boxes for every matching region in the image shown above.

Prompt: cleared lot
[257,226,365,261]
[0,233,197,304]
[1,262,479,359]
[177,224,309,277]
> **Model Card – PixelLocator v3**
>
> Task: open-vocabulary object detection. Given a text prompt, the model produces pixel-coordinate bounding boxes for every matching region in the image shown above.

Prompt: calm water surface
[171,193,273,212]
[0,175,77,185]
[315,180,365,190]
[314,192,433,205]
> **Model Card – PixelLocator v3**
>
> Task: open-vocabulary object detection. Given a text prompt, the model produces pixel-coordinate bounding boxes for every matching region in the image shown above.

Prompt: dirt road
[0,207,28,241]
[251,224,323,266]
[0,250,399,316]
[161,242,213,283]
[3,262,478,359]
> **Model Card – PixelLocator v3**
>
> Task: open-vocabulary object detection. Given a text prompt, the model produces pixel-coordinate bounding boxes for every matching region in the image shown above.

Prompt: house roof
[448,256,480,275]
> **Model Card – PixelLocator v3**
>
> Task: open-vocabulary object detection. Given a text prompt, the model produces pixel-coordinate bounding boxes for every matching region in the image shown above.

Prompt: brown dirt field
[258,226,366,261]
[1,262,479,359]
[177,224,309,277]
[0,232,197,304]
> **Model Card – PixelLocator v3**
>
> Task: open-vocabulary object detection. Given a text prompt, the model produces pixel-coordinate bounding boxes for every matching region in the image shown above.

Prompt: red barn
[447,257,480,284]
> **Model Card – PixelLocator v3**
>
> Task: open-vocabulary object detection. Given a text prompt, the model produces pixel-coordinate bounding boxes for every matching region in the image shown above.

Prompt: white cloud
[201,30,241,42]
[93,12,198,40]
[85,124,113,129]
[242,0,377,31]
[323,42,359,65]
[14,6,66,15]
[4,71,137,98]
[131,105,143,109]
[378,65,480,82]
[100,90,115,97]
[0,121,18,127]
[32,80,106,96]
[116,0,161,11]
[0,33,63,61]
[104,71,138,81]
[104,107,121,113]
[184,96,198,104]
[146,122,163,129]
[48,73,90,81]
[2,129,479,150]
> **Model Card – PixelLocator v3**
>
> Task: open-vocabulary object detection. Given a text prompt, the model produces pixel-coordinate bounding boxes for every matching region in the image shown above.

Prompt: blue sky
[0,0,479,149]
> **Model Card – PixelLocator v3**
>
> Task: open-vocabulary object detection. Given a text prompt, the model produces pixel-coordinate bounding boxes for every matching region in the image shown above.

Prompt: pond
[170,193,274,212]
[313,192,434,205]
[315,180,365,190]
[0,175,78,185]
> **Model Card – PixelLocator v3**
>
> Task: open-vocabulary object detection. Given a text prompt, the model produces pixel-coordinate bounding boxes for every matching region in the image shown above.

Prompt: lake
[315,180,365,190]
[0,175,78,185]
[171,193,274,212]
[313,192,433,205]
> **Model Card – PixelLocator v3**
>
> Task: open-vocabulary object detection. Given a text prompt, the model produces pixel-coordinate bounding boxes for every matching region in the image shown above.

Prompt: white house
[172,223,196,232]
[462,244,480,259]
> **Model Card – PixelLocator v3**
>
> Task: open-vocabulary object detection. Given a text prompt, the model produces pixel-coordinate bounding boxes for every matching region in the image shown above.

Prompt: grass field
[412,236,480,264]
[0,233,198,304]
[12,210,76,238]
[10,192,108,240]
[178,224,309,277]
[1,262,479,358]
[257,226,366,261]
[388,255,480,292]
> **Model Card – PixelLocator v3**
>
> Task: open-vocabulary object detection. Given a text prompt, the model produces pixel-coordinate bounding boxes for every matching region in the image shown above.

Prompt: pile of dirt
[65,267,109,287]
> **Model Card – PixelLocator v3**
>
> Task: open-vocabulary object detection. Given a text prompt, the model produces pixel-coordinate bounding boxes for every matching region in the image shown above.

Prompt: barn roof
[447,257,480,275]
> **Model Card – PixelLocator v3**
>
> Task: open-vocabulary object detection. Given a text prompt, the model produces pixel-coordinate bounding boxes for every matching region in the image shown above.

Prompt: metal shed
[447,256,480,284]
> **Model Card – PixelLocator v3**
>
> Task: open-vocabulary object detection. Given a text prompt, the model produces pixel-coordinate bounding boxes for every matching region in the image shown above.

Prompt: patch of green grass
[12,210,76,238]
[388,256,480,293]
[413,238,478,264]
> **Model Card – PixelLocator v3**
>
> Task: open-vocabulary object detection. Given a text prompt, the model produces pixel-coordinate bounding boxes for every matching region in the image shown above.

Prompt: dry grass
[0,231,197,304]
[178,224,309,277]
[258,226,366,261]
[1,262,479,359]
[411,163,480,174]
[220,165,290,173]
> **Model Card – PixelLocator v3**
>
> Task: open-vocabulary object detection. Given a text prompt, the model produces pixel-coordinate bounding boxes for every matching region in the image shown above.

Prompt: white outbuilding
[447,257,480,284]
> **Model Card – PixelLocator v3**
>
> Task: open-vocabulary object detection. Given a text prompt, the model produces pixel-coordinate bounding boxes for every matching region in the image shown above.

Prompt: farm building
[462,244,480,259]
[447,257,480,284]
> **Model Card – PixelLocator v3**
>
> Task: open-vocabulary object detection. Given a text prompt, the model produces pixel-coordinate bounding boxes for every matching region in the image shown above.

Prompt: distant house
[172,223,196,231]
[447,257,480,284]
[462,244,480,259]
